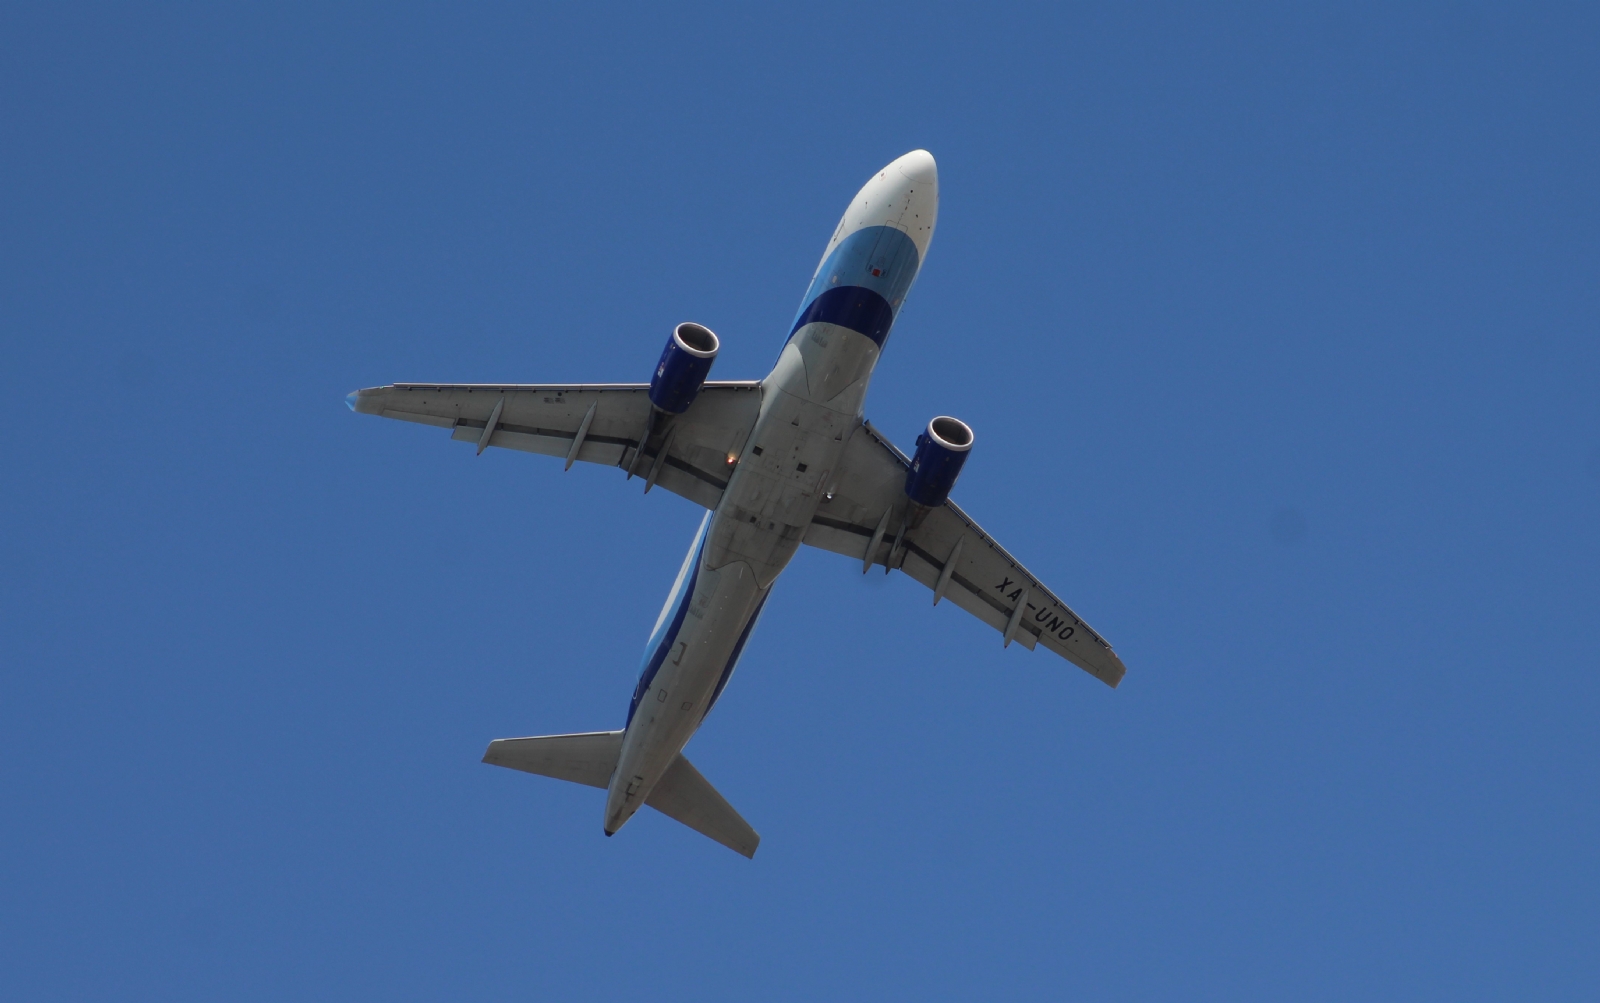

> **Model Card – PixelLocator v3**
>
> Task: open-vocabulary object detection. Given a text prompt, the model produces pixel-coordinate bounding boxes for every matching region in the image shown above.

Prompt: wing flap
[448,421,630,466]
[384,409,456,428]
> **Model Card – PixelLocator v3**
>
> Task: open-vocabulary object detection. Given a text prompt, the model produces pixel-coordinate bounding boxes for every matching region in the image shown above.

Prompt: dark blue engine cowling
[905,416,974,507]
[648,322,720,414]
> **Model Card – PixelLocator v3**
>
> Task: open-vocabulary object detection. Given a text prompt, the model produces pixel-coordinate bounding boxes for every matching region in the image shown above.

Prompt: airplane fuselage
[603,152,939,835]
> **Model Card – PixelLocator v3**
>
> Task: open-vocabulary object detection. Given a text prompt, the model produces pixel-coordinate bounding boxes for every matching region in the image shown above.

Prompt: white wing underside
[350,382,1124,686]
[350,382,762,509]
[803,423,1125,687]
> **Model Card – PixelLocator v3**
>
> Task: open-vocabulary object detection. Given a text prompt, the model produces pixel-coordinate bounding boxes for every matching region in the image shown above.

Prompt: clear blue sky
[3,4,1597,1000]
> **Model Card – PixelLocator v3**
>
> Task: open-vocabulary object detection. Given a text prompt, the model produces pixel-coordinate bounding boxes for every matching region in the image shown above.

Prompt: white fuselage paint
[604,151,939,836]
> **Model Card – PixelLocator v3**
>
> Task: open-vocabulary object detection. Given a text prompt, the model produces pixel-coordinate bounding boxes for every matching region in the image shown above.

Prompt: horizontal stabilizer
[645,753,761,858]
[483,731,623,789]
[483,732,760,858]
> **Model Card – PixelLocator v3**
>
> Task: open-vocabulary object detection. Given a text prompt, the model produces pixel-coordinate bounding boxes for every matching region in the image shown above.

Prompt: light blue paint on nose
[345,391,358,411]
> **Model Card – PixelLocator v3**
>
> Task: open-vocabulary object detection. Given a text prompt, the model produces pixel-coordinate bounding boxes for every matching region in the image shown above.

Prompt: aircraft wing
[803,422,1127,687]
[347,382,763,510]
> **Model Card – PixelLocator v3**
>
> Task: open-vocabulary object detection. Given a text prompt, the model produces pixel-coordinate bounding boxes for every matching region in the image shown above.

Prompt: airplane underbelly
[605,552,768,831]
[705,379,859,581]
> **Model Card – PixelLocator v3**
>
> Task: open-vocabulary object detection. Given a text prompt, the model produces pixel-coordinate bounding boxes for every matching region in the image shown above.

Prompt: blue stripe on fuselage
[628,513,711,726]
[789,225,921,347]
[790,286,895,345]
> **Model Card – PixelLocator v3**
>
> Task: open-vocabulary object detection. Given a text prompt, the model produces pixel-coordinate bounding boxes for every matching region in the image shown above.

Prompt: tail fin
[483,732,760,858]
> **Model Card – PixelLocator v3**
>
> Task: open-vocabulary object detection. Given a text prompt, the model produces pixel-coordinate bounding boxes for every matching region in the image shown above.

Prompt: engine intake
[649,322,720,414]
[905,416,974,508]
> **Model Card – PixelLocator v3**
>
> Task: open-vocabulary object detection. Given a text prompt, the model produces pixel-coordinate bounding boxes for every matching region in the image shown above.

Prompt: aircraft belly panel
[794,322,881,403]
[707,382,858,583]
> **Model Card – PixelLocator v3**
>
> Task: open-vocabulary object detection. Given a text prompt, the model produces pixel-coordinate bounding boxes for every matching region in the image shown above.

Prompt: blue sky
[3,4,1597,1000]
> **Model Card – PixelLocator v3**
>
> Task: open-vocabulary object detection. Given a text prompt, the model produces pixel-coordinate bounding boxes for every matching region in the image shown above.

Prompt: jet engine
[649,322,720,414]
[905,415,974,508]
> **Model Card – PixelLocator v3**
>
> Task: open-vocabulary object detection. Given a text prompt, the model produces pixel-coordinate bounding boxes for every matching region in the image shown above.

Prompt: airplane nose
[893,149,937,186]
[815,149,941,281]
[879,150,938,259]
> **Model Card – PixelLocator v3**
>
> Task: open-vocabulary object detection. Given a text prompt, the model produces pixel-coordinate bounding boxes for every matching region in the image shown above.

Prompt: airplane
[346,150,1126,858]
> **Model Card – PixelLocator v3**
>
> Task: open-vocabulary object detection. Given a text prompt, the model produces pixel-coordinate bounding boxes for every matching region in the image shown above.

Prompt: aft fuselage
[603,151,939,835]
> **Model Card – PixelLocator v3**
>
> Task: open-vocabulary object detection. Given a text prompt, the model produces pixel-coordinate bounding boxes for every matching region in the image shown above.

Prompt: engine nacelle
[649,322,720,414]
[905,416,974,508]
